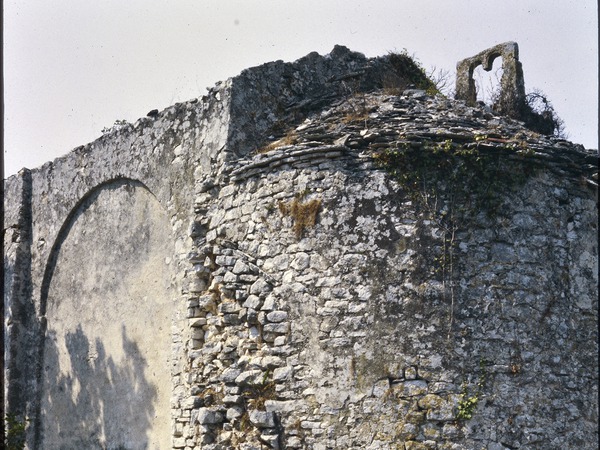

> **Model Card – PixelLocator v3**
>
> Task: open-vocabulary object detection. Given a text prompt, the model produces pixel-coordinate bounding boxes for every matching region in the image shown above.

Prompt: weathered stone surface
[194,408,224,425]
[248,410,276,428]
[235,369,264,386]
[266,310,288,323]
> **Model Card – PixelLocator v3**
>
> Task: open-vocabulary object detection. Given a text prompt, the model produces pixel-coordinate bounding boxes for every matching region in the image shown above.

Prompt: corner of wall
[3,168,39,442]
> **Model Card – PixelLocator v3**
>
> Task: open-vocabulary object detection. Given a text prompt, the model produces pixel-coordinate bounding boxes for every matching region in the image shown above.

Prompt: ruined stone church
[3,44,598,449]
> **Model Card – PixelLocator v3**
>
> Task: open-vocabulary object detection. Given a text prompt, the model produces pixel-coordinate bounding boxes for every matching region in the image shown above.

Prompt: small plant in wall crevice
[4,414,28,450]
[456,359,487,421]
[242,371,277,411]
[278,191,322,239]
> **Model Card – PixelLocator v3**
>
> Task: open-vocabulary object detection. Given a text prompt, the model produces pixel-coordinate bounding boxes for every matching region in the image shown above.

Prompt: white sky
[3,0,598,178]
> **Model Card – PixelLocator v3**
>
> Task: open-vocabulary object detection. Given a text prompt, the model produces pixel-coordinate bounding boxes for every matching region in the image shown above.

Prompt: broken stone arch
[455,41,526,118]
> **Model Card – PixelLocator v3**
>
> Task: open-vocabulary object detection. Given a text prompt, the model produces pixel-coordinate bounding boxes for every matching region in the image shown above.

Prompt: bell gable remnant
[3,45,598,449]
[455,41,526,118]
[455,41,557,135]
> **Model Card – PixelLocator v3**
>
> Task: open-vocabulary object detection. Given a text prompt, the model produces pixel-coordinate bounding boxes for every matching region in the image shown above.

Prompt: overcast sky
[3,0,598,178]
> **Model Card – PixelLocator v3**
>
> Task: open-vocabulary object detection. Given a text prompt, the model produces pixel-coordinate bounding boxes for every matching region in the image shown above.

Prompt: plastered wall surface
[40,180,172,449]
[3,46,598,450]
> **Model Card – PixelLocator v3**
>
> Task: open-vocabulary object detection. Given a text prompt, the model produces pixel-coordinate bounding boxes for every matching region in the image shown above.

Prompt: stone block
[264,399,298,413]
[222,313,240,325]
[215,255,235,266]
[248,410,276,428]
[182,396,202,410]
[188,318,207,327]
[273,336,287,346]
[173,437,186,448]
[218,301,241,314]
[266,310,288,323]
[250,278,272,296]
[243,294,262,309]
[393,380,428,397]
[272,366,292,381]
[235,369,263,385]
[194,407,224,425]
[263,322,290,334]
[222,394,242,405]
[191,328,204,340]
[220,367,242,383]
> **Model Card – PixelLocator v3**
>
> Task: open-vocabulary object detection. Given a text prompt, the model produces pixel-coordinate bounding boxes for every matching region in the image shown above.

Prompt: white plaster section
[40,181,173,450]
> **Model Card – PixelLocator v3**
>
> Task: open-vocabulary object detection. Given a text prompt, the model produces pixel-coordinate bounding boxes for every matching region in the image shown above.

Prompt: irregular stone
[226,406,244,421]
[404,366,418,380]
[261,294,277,311]
[392,380,428,397]
[194,408,224,425]
[232,259,252,274]
[272,366,293,382]
[260,433,280,449]
[248,410,276,428]
[261,355,284,369]
[319,316,339,332]
[371,379,390,397]
[263,322,290,334]
[243,295,262,310]
[220,367,242,383]
[266,310,288,323]
[235,369,264,386]
[250,278,272,296]
[223,271,238,283]
[291,253,311,271]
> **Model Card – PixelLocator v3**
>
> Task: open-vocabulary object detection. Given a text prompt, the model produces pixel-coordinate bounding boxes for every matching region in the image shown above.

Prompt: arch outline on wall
[33,176,171,449]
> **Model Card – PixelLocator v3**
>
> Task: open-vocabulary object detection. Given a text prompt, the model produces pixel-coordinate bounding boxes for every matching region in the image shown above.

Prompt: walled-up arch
[35,178,173,449]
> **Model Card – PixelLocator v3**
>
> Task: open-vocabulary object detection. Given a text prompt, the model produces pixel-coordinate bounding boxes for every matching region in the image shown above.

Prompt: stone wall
[3,46,598,450]
[3,88,230,448]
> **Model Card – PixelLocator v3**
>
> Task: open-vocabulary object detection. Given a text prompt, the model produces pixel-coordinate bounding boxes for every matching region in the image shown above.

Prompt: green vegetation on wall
[4,415,27,450]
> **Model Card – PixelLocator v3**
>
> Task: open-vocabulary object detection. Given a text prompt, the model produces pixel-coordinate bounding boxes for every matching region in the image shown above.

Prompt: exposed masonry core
[3,45,598,450]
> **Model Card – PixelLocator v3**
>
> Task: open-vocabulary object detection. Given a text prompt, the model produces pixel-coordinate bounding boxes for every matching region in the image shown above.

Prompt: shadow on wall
[40,324,157,450]
[29,178,173,450]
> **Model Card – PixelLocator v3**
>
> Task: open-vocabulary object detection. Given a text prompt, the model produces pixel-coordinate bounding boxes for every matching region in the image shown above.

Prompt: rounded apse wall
[39,179,173,450]
[184,155,597,449]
